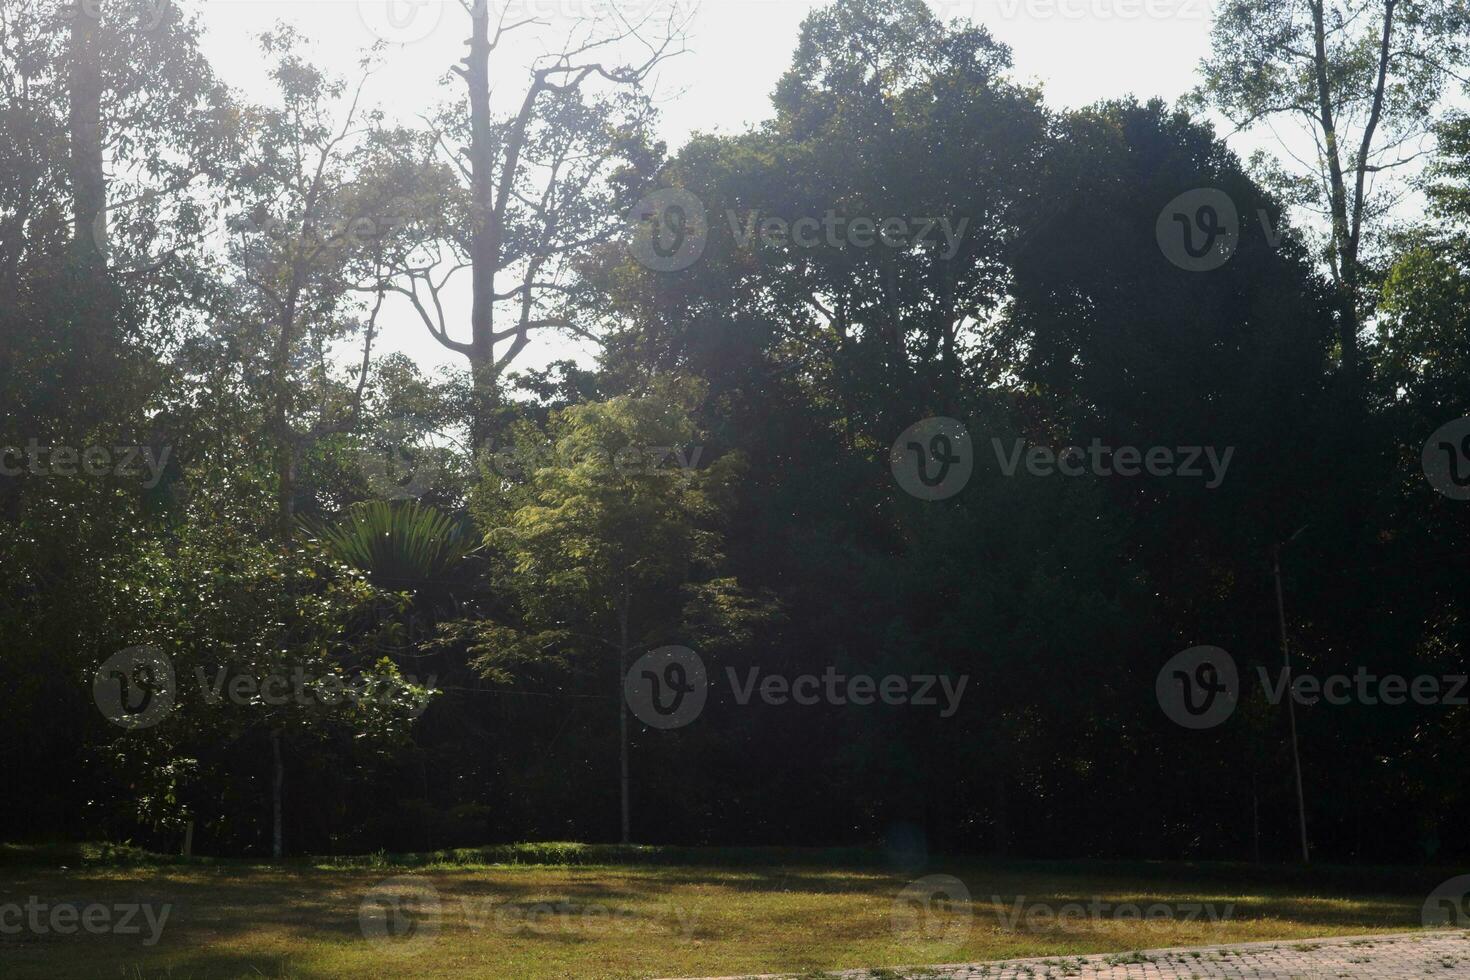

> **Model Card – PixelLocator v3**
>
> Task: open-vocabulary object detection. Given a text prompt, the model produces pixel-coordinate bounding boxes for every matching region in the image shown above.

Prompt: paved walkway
[679,931,1470,978]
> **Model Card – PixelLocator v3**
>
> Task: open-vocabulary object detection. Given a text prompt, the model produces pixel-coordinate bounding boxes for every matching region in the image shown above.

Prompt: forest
[3,0,1469,876]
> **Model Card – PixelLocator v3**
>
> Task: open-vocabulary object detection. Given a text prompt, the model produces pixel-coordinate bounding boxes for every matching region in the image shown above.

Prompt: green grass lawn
[0,843,1456,979]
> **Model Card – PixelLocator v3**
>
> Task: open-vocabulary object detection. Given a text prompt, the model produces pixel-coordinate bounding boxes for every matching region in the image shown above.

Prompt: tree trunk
[270,307,299,543]
[1250,772,1261,864]
[273,431,296,542]
[469,361,502,452]
[68,0,106,273]
[618,592,631,845]
[271,728,284,859]
[465,0,498,449]
[1307,0,1360,396]
[992,769,1008,856]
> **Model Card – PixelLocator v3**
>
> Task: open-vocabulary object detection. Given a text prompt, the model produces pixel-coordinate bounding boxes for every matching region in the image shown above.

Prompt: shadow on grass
[0,846,1460,979]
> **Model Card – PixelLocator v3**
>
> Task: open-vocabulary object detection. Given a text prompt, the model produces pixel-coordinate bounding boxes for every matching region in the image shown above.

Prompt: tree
[67,0,102,273]
[3,0,230,342]
[367,4,687,446]
[1373,120,1470,779]
[1196,0,1470,398]
[88,476,435,857]
[596,0,1047,434]
[56,0,231,279]
[206,30,423,853]
[0,0,231,843]
[466,389,770,843]
[220,28,399,541]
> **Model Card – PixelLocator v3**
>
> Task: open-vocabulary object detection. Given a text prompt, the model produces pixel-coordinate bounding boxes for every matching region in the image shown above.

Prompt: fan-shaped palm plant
[304,500,475,587]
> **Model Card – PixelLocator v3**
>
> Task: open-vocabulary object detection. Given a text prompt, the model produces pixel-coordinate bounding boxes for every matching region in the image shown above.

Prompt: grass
[0,843,1458,979]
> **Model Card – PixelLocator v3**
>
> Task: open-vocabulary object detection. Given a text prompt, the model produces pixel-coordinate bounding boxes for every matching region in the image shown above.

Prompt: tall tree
[595,0,1048,437]
[0,0,229,311]
[67,0,103,272]
[223,29,398,541]
[467,390,768,843]
[58,0,231,277]
[216,30,410,854]
[1197,0,1470,398]
[369,4,686,447]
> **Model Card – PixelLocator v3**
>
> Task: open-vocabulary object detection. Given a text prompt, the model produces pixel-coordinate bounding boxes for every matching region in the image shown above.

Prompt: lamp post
[1272,525,1310,864]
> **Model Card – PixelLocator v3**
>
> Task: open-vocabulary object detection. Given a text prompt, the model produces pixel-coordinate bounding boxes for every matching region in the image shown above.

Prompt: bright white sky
[195,0,1225,378]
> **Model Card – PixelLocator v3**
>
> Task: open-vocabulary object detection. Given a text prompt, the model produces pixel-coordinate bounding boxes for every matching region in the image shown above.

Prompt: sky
[193,0,1225,377]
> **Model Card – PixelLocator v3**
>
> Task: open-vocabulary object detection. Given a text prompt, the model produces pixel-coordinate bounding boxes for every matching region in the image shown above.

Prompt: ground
[0,844,1460,979]
[693,932,1470,978]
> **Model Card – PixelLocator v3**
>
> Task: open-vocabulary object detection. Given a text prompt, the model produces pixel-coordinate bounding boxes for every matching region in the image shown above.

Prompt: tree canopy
[3,0,1469,865]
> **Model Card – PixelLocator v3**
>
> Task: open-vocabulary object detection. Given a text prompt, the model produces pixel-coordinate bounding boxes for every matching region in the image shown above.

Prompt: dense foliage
[2,0,1468,865]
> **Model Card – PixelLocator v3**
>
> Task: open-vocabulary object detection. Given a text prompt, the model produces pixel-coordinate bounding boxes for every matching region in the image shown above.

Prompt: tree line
[3,0,1469,864]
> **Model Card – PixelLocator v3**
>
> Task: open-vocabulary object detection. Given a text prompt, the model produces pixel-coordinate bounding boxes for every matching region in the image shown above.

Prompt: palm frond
[304,500,474,586]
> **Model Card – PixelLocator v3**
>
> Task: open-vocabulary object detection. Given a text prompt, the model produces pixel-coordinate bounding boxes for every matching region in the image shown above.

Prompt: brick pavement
[678,930,1470,978]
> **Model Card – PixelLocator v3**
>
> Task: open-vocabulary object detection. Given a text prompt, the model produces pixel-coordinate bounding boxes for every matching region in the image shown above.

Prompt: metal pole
[1273,543,1310,864]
